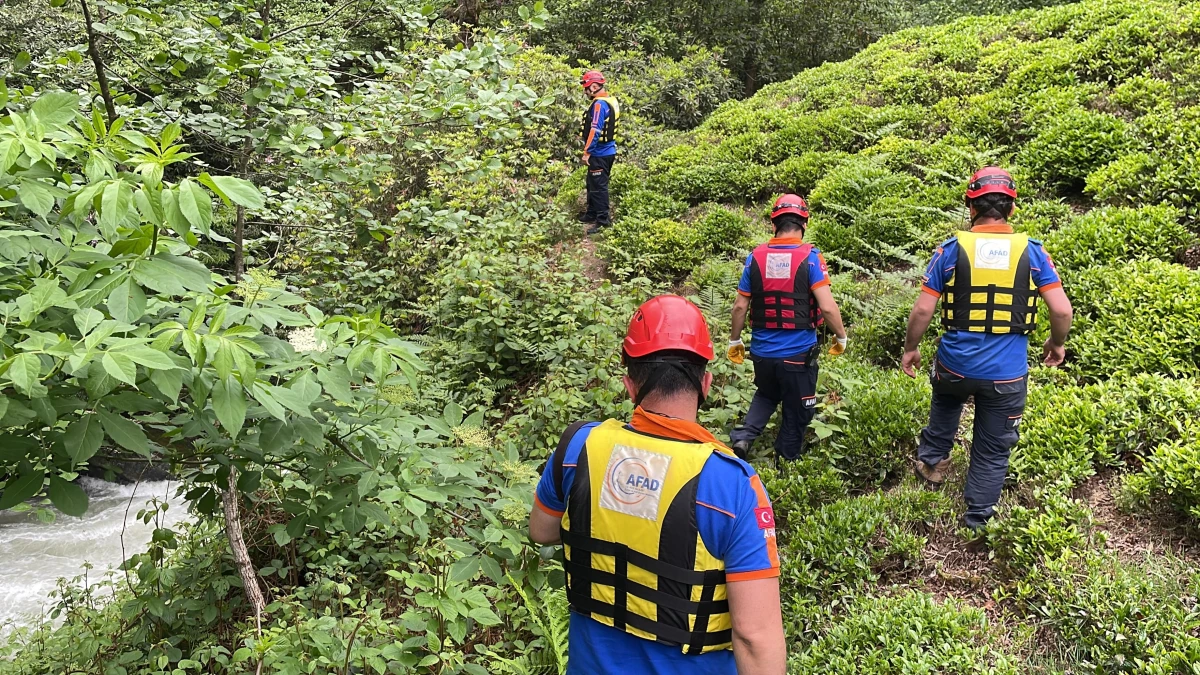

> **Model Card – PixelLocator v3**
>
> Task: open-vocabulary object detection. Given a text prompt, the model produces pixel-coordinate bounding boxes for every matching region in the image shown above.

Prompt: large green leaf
[98,409,151,457]
[107,277,147,323]
[149,367,183,402]
[132,254,211,295]
[99,180,133,234]
[18,180,55,217]
[101,352,138,386]
[64,413,104,464]
[6,353,42,395]
[0,467,45,510]
[212,375,247,438]
[48,476,88,517]
[199,173,265,209]
[176,179,212,228]
[30,91,79,129]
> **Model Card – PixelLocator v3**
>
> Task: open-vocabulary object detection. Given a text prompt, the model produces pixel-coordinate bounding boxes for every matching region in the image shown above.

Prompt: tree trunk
[78,0,117,123]
[223,469,265,627]
[456,0,479,46]
[234,205,245,280]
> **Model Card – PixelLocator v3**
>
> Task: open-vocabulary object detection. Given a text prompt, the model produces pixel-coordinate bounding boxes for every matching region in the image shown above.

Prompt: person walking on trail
[528,294,787,675]
[727,194,848,463]
[579,69,619,236]
[902,167,1073,531]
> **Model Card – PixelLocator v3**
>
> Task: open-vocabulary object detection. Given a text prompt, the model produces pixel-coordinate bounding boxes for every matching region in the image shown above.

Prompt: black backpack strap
[552,420,589,504]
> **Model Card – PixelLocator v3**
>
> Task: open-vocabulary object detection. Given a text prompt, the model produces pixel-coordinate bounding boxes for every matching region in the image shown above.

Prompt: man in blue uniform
[727,194,848,462]
[579,69,619,236]
[901,167,1074,530]
[529,295,786,675]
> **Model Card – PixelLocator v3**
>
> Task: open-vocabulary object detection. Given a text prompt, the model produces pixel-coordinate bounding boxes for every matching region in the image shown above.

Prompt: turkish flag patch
[754,507,776,529]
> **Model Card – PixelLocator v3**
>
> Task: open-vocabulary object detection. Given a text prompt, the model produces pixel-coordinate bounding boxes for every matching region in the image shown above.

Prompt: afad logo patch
[600,445,672,521]
[755,507,776,539]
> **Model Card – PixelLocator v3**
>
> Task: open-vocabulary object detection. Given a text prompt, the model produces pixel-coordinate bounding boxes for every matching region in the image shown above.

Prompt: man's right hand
[1043,339,1066,367]
[727,339,746,365]
[901,349,921,378]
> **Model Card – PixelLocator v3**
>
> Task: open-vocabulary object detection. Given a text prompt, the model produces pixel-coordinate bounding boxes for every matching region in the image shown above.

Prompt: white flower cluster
[288,327,326,354]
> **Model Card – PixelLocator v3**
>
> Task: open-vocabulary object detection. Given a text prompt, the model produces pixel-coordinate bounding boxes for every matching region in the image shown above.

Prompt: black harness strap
[685,582,718,655]
[552,421,588,504]
[748,254,821,330]
[944,243,1037,334]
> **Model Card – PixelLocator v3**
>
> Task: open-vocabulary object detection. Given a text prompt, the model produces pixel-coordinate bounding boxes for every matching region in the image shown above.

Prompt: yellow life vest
[941,230,1039,334]
[580,95,620,144]
[560,419,734,654]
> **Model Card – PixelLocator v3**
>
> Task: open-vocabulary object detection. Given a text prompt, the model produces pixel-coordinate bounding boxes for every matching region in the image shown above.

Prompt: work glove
[727,339,745,365]
[829,336,848,356]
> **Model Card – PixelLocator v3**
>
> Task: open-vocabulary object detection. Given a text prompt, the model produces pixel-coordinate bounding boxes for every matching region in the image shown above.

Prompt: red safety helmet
[581,70,606,88]
[771,193,810,220]
[623,295,714,362]
[966,167,1017,199]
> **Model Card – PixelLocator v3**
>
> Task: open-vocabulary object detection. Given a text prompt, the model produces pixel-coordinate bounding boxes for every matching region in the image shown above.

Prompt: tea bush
[600,46,740,130]
[819,360,929,487]
[781,488,953,634]
[791,592,1021,675]
[1120,423,1200,525]
[832,271,922,367]
[1042,204,1191,273]
[1020,108,1133,193]
[1005,552,1200,670]
[1069,260,1200,379]
[1013,375,1200,489]
[987,490,1102,577]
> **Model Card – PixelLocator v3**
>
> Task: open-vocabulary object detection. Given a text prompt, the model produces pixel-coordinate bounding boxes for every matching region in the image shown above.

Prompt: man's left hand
[582,153,591,165]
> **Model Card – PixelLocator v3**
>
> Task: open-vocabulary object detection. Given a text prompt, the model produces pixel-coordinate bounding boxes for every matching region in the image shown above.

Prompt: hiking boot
[731,439,751,460]
[914,458,951,488]
[959,516,990,553]
[577,213,597,224]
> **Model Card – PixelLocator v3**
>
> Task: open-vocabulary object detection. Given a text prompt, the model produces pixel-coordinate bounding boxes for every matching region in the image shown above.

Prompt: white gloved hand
[830,336,848,356]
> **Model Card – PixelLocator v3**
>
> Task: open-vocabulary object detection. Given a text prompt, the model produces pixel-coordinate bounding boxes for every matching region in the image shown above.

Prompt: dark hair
[969,193,1015,222]
[624,350,708,404]
[772,213,808,234]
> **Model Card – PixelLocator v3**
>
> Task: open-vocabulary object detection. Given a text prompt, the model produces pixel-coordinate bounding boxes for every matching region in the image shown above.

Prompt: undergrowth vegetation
[4,0,1200,673]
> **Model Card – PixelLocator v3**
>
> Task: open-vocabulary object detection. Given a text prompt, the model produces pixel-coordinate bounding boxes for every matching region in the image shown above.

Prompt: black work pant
[916,359,1028,529]
[584,154,615,227]
[729,348,819,460]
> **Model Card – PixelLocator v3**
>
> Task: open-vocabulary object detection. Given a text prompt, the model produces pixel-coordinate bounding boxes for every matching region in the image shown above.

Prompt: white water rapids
[0,478,190,633]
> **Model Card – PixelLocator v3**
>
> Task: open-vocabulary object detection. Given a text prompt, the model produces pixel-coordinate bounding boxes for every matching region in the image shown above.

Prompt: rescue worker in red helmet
[529,294,786,675]
[727,195,848,462]
[579,70,620,235]
[902,167,1073,531]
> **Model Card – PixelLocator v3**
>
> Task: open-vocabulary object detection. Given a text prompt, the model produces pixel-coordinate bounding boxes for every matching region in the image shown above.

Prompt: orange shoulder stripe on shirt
[738,289,752,297]
[1038,281,1062,292]
[921,285,942,297]
[534,495,564,518]
[749,474,780,568]
[696,500,736,518]
[810,278,830,290]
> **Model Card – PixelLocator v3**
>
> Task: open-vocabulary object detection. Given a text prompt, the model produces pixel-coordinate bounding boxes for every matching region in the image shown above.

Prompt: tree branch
[78,0,117,123]
[223,468,267,632]
[272,0,363,41]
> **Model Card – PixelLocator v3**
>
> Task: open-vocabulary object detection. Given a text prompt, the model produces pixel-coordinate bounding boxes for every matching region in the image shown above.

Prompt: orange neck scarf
[630,406,730,450]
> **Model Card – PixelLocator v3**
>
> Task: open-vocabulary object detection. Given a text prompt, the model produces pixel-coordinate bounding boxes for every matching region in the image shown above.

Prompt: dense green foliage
[5,0,1200,673]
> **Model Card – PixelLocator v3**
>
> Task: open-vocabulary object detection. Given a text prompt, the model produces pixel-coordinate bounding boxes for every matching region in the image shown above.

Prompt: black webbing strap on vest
[943,246,1037,334]
[552,420,589,504]
[580,99,617,144]
[748,255,820,330]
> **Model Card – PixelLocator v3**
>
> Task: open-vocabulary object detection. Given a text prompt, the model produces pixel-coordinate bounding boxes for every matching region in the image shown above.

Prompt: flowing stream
[0,478,190,633]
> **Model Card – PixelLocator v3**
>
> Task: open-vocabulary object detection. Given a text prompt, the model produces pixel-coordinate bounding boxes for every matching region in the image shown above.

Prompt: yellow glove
[727,339,745,365]
[829,336,848,356]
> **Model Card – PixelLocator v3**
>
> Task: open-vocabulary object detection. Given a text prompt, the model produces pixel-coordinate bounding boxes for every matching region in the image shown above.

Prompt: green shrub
[617,187,687,221]
[1006,551,1200,670]
[1043,204,1191,272]
[820,360,929,487]
[1120,423,1200,525]
[832,271,921,367]
[1010,199,1076,238]
[782,488,953,635]
[693,204,754,258]
[1021,108,1133,193]
[769,151,851,195]
[1013,375,1200,489]
[1069,260,1200,379]
[601,46,741,130]
[987,490,1102,577]
[792,592,1020,675]
[600,217,708,280]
